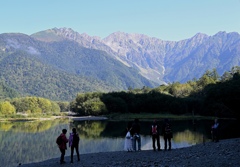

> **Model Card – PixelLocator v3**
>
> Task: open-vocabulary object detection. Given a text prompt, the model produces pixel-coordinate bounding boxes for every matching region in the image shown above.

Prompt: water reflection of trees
[0,119,69,132]
[174,130,207,144]
[69,120,212,143]
[1,119,238,167]
[0,120,70,167]
[70,121,107,139]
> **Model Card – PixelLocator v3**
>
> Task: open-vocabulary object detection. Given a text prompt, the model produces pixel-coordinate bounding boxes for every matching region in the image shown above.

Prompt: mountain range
[32,28,240,83]
[0,28,240,100]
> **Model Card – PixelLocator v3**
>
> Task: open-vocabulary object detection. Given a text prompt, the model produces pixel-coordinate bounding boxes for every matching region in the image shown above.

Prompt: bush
[0,101,16,115]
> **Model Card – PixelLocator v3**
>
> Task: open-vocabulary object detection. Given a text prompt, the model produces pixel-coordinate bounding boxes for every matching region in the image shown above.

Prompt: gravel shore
[21,138,240,167]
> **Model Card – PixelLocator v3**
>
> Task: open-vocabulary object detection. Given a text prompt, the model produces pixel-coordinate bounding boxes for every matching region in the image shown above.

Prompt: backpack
[72,133,80,146]
[152,125,157,134]
[56,135,62,146]
[165,123,172,135]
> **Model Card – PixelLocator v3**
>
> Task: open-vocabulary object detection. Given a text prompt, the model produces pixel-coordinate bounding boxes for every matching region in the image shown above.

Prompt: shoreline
[69,115,108,121]
[0,115,108,122]
[21,138,240,167]
[0,113,237,122]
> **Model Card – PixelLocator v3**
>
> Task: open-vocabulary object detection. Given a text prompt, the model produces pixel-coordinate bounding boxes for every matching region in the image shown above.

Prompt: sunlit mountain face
[32,28,240,84]
[1,29,240,100]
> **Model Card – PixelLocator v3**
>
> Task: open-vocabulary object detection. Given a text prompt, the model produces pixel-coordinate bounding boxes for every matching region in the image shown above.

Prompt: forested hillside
[0,50,115,101]
[0,82,19,99]
[0,33,157,101]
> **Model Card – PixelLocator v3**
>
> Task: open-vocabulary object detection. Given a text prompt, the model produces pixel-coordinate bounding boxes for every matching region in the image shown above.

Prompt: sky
[1,0,240,41]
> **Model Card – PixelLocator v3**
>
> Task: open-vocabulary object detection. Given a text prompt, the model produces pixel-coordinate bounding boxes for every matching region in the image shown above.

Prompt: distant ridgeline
[0,32,157,101]
[1,29,240,101]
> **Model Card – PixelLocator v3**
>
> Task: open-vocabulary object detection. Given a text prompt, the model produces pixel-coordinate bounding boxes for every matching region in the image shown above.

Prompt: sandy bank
[21,138,240,167]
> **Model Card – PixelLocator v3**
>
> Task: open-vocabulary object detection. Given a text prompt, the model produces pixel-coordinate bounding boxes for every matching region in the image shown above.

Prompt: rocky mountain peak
[30,28,240,84]
[52,27,80,40]
[191,33,209,41]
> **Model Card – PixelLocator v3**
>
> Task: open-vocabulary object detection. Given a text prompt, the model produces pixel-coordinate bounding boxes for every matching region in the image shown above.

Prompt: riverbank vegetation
[71,66,240,119]
[0,96,67,120]
[0,66,240,120]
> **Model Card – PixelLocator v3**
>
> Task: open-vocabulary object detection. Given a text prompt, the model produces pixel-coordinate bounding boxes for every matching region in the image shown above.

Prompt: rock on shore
[21,138,240,167]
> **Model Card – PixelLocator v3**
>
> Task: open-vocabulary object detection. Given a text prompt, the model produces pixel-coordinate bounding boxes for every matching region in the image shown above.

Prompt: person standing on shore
[124,125,133,151]
[150,119,161,151]
[211,119,220,142]
[162,119,173,151]
[69,128,80,163]
[56,129,68,164]
[132,118,141,151]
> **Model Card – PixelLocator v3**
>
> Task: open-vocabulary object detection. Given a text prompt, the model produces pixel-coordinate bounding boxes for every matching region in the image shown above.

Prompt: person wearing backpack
[69,128,80,163]
[150,119,161,151]
[162,119,173,151]
[56,129,68,164]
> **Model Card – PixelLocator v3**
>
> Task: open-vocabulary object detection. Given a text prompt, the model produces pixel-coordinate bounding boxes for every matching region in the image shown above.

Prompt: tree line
[0,66,239,119]
[71,66,240,119]
[0,96,66,116]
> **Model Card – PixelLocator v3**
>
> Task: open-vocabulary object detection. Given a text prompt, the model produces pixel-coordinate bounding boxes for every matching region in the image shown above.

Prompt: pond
[0,118,239,167]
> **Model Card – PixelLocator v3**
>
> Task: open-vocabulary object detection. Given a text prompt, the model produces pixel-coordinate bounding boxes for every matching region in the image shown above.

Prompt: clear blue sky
[1,0,240,41]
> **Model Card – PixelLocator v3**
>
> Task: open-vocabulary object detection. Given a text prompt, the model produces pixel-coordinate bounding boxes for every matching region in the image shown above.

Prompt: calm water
[0,118,239,167]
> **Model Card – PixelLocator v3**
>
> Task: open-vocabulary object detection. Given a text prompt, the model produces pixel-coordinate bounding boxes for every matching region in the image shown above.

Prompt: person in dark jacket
[69,128,80,163]
[57,129,68,164]
[162,119,173,151]
[151,119,161,151]
[131,118,141,151]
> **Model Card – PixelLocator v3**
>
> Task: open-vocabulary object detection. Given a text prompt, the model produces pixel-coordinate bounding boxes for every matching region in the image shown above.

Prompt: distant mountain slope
[0,33,157,100]
[1,28,239,100]
[0,82,19,99]
[0,48,115,101]
[38,40,156,89]
[103,31,240,83]
[35,28,240,84]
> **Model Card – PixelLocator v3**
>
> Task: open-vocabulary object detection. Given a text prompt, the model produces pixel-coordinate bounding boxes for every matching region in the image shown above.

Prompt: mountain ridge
[32,28,240,84]
[1,28,240,100]
[0,32,157,100]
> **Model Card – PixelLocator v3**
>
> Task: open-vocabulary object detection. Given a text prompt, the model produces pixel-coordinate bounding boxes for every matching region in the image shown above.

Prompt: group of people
[124,118,142,151]
[124,118,173,152]
[57,118,219,164]
[56,128,80,164]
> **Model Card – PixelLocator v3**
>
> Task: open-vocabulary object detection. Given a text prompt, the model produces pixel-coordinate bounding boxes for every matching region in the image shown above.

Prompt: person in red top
[151,119,161,151]
[57,129,68,164]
